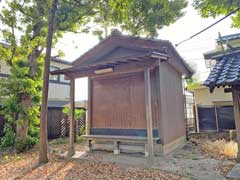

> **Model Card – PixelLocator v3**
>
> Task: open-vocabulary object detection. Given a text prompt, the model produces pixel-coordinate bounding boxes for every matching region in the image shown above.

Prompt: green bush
[62,107,84,120]
[79,126,85,136]
[0,123,16,148]
[15,136,36,153]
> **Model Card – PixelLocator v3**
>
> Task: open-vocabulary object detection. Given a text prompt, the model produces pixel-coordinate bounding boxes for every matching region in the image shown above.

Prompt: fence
[185,94,196,133]
[0,107,85,139]
[59,114,85,138]
[47,107,86,139]
[197,106,235,132]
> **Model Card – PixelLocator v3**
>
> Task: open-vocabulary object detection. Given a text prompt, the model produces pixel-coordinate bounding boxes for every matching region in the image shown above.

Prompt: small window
[49,66,59,81]
[60,74,70,83]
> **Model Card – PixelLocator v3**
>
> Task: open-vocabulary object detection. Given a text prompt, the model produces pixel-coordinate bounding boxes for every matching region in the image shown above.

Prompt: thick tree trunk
[16,119,29,138]
[39,0,58,164]
[16,93,32,138]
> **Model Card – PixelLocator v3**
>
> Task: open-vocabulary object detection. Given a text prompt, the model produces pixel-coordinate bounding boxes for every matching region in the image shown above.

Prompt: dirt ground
[0,140,190,180]
[0,136,238,180]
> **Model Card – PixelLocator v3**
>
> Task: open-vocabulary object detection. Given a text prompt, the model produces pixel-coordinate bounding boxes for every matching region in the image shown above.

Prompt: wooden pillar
[232,90,240,161]
[68,79,75,157]
[86,77,91,135]
[156,61,164,143]
[214,106,219,132]
[144,67,154,159]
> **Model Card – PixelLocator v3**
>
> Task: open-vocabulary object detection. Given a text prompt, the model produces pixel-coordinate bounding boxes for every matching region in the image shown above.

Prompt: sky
[1,0,239,101]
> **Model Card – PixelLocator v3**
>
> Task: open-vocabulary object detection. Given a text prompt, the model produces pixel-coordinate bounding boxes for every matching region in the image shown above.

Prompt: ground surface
[75,140,235,180]
[0,140,190,180]
[0,136,238,180]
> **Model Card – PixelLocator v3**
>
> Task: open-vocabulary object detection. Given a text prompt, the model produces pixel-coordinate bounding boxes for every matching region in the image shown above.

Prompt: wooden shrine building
[52,30,193,157]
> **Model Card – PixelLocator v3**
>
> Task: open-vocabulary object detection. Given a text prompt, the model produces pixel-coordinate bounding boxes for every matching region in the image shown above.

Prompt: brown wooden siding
[47,108,63,139]
[91,72,158,130]
[160,62,185,144]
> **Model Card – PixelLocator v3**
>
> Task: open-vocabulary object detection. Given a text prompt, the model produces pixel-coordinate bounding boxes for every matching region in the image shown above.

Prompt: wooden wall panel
[92,71,158,130]
[159,62,186,144]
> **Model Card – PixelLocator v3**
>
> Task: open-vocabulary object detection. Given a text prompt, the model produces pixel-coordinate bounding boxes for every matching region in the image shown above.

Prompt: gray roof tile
[204,53,240,92]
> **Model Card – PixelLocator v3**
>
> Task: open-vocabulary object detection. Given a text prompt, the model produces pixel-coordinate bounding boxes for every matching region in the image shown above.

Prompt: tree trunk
[16,93,32,138]
[39,0,58,164]
[16,118,29,138]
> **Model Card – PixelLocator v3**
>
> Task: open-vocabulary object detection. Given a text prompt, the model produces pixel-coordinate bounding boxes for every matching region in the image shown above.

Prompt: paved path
[58,141,234,180]
[227,163,240,179]
[70,150,232,180]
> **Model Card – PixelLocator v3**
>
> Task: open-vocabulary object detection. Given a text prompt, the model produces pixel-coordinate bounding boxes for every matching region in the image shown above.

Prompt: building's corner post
[156,60,165,144]
[68,78,75,157]
[144,67,154,161]
[86,77,91,135]
[232,89,240,162]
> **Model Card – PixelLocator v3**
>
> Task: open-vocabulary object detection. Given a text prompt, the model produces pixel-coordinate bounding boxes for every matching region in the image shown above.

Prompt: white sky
[1,0,239,101]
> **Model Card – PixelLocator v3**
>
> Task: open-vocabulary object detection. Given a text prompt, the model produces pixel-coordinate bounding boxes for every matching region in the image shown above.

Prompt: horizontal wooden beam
[66,60,157,79]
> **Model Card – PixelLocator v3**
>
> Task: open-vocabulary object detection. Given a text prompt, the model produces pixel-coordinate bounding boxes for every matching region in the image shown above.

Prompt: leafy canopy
[193,0,240,27]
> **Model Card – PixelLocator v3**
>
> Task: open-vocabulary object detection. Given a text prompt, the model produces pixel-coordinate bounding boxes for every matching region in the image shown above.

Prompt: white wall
[0,60,71,102]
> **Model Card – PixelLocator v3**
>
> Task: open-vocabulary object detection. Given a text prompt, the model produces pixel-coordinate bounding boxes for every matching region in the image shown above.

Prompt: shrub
[79,126,85,136]
[202,139,237,160]
[62,107,84,120]
[0,123,15,148]
[15,136,36,153]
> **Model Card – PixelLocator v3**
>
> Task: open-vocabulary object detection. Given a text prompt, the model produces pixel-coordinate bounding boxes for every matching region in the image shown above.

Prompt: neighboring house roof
[70,30,193,77]
[48,100,69,108]
[216,33,240,43]
[50,57,72,65]
[48,100,87,109]
[204,50,240,92]
[204,47,240,60]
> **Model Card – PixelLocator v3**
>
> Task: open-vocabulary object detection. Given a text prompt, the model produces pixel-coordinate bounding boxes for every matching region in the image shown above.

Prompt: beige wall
[160,62,186,144]
[194,86,232,106]
[216,38,240,51]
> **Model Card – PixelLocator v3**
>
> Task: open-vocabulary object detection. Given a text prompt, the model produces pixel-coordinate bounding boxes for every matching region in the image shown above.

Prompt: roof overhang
[51,51,169,78]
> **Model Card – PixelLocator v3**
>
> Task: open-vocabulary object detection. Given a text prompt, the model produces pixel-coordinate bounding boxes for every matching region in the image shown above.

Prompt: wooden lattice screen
[60,115,85,137]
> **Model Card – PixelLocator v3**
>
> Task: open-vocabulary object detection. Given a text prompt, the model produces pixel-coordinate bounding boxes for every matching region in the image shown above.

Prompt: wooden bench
[83,135,160,156]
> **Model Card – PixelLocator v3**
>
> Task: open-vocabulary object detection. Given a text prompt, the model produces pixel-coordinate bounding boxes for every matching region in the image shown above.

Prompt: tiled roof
[204,53,240,92]
[216,33,240,43]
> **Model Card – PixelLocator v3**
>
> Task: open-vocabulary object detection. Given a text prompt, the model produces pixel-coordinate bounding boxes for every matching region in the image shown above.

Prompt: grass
[199,139,238,160]
[49,136,86,146]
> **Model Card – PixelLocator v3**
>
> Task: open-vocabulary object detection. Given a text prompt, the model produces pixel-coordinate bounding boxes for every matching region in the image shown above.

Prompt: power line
[175,8,240,47]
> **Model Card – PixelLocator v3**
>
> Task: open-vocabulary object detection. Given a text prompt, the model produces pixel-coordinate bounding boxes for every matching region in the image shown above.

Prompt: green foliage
[86,0,188,38]
[185,77,200,91]
[76,136,85,144]
[79,126,85,136]
[50,138,68,145]
[15,136,36,153]
[62,107,84,120]
[193,0,240,28]
[0,58,42,143]
[0,124,16,148]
